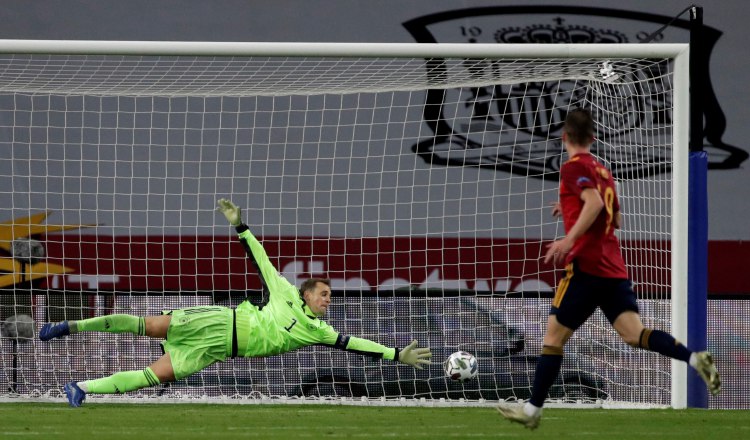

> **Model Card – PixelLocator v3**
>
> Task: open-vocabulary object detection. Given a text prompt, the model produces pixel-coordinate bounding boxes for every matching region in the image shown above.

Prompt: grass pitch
[1,403,748,439]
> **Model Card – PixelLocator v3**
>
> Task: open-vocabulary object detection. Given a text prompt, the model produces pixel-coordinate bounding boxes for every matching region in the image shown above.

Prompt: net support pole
[687,5,709,409]
[670,45,690,410]
[687,150,708,408]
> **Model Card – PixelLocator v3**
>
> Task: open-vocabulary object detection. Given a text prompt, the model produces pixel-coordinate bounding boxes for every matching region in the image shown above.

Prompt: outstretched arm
[216,198,292,296]
[327,331,432,369]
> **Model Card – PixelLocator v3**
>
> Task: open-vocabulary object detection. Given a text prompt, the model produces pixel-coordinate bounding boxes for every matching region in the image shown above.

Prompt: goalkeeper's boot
[496,404,541,430]
[694,351,721,396]
[64,381,86,407]
[39,321,70,341]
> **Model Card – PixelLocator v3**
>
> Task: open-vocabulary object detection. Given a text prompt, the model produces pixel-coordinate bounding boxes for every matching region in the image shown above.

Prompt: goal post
[0,40,692,407]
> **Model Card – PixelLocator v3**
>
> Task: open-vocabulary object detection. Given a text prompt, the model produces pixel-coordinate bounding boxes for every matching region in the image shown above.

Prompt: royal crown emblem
[494,20,628,44]
[403,6,747,179]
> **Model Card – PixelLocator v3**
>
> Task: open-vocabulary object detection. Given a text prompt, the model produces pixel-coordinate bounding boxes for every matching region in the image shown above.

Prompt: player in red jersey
[498,108,721,430]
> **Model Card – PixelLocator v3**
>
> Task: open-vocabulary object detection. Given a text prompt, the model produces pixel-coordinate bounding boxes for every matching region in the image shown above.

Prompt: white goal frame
[0,40,690,408]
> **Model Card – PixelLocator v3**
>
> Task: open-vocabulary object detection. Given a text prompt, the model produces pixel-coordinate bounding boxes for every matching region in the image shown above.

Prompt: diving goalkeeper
[39,199,432,407]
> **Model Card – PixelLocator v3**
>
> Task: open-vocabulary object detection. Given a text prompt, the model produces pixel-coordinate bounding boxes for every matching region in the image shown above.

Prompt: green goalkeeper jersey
[233,225,397,361]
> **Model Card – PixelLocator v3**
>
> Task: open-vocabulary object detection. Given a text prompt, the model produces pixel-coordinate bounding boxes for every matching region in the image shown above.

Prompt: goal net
[0,42,688,407]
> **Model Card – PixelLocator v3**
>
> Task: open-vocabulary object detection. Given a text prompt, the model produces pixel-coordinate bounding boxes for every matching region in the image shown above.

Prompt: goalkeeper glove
[216,198,242,227]
[398,340,432,370]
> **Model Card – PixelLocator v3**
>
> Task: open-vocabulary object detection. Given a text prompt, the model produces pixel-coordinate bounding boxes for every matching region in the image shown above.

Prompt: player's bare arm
[544,188,603,265]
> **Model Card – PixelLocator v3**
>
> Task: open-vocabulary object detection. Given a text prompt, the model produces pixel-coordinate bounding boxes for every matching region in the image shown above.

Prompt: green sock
[81,367,160,394]
[71,314,146,336]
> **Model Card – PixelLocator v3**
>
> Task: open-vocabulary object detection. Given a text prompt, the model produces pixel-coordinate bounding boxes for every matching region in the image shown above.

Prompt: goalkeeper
[40,199,432,407]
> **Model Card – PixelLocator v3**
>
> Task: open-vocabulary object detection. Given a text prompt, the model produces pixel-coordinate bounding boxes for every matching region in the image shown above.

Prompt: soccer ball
[443,351,478,382]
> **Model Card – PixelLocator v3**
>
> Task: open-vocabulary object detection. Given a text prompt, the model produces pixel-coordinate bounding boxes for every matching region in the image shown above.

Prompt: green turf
[1,403,748,439]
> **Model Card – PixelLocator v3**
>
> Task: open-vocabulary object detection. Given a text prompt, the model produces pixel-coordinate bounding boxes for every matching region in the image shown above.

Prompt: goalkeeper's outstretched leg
[60,355,173,407]
[40,314,175,407]
[40,314,169,341]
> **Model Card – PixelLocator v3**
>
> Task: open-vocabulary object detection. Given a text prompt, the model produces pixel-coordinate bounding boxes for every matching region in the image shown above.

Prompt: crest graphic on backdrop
[404,6,747,180]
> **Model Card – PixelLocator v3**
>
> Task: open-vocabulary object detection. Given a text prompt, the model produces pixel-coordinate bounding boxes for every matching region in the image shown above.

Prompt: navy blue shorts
[550,263,639,331]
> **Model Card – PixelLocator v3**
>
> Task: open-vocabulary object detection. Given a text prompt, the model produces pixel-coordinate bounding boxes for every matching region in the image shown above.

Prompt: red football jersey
[558,152,628,279]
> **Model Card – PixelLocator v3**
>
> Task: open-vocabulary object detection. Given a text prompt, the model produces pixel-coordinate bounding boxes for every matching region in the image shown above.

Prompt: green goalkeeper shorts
[160,306,234,380]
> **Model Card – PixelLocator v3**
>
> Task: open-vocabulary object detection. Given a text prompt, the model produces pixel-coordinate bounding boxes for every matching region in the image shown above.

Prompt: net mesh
[0,50,674,405]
